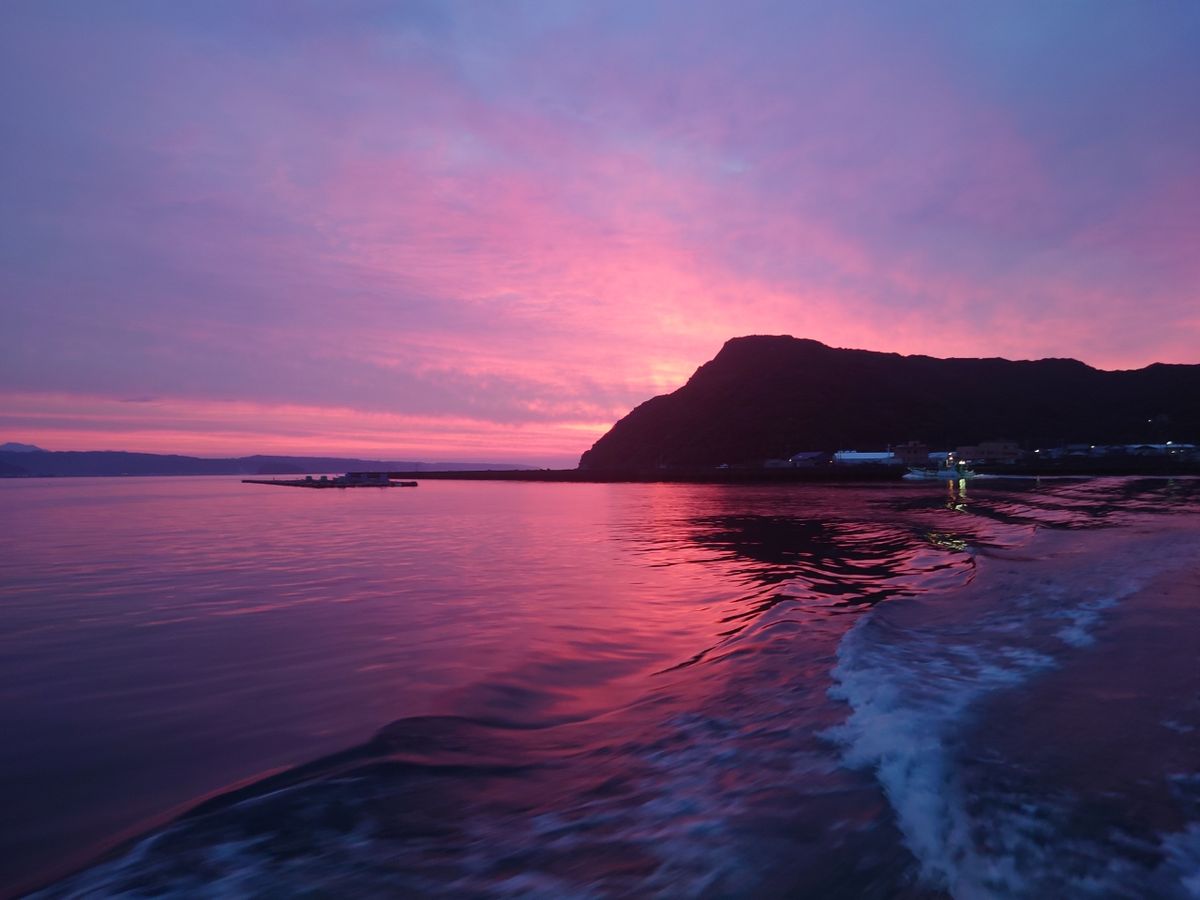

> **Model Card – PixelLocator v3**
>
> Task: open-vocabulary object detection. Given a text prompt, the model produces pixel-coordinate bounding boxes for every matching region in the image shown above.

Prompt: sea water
[2,476,1198,897]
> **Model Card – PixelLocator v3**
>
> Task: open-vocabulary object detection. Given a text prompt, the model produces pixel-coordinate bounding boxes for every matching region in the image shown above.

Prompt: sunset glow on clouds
[3,2,1199,464]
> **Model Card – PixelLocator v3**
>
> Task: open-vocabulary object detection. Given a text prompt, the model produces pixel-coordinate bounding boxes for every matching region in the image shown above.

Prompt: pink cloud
[3,4,1198,460]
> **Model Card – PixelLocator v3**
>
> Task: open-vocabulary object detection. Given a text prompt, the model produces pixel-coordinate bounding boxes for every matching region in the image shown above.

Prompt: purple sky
[3,2,1198,465]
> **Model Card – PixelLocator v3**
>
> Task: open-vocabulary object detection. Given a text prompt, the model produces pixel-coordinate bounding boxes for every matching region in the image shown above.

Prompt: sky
[2,2,1198,466]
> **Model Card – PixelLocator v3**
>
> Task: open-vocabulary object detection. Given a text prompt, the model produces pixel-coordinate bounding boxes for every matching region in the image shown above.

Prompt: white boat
[904,465,976,481]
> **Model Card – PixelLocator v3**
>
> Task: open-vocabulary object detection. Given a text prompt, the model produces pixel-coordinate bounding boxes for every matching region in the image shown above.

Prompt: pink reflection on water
[0,476,1008,893]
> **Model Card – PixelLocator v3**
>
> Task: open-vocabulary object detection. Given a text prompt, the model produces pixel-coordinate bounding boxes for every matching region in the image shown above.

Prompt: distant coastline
[0,448,529,479]
[6,457,1200,484]
[336,461,1199,484]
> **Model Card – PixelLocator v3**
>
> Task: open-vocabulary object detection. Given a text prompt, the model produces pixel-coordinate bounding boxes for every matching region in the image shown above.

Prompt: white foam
[829,619,1053,895]
[828,526,1200,897]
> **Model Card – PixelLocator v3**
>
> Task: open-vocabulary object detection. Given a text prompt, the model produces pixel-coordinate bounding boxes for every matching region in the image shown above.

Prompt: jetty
[242,472,417,489]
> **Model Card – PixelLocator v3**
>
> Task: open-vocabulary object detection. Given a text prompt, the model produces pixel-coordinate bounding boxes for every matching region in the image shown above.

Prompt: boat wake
[829,522,1200,898]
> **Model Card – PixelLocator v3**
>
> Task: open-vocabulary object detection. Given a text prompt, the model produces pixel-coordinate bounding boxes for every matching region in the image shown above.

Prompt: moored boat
[904,464,976,481]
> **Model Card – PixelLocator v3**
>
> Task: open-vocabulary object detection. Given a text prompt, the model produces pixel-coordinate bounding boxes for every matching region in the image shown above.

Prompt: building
[1124,442,1198,458]
[891,441,930,467]
[955,440,1022,465]
[789,451,832,467]
[833,450,899,465]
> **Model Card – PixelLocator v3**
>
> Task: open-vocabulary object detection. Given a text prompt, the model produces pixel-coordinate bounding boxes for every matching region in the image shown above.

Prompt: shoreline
[6,464,1199,484]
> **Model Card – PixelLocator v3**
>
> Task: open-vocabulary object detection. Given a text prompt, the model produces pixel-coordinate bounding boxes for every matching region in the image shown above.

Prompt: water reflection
[946,477,968,511]
[8,476,1200,897]
[925,531,970,553]
[889,475,1200,531]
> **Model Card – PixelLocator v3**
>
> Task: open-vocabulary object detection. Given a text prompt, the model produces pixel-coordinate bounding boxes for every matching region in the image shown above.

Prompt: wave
[35,481,1200,897]
[829,522,1200,898]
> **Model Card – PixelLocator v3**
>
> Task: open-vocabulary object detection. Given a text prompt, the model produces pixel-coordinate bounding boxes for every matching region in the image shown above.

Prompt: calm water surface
[2,476,1199,897]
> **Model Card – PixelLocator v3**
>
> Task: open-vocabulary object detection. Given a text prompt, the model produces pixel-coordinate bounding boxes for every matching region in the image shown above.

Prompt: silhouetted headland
[579,336,1200,473]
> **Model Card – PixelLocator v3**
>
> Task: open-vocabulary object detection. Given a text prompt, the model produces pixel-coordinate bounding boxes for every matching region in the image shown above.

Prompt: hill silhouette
[579,336,1200,469]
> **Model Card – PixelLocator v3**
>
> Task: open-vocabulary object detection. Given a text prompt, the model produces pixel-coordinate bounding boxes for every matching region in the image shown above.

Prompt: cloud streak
[2,1,1198,462]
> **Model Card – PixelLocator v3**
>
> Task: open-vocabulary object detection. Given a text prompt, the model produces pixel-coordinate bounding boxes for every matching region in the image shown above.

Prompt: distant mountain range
[580,336,1200,469]
[0,449,528,478]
